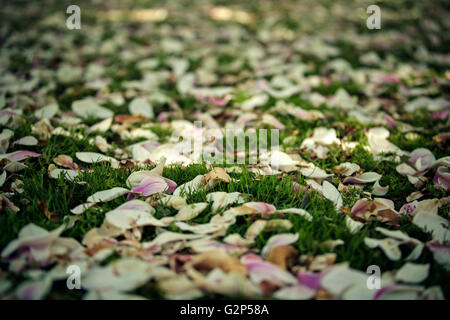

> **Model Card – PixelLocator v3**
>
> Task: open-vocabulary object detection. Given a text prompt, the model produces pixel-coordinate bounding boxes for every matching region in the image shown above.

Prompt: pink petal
[162,177,177,194]
[209,96,230,107]
[241,253,297,286]
[409,148,435,171]
[343,172,381,184]
[4,151,41,162]
[131,176,168,197]
[261,233,299,257]
[297,271,324,290]
[434,166,450,190]
[273,284,316,300]
[427,242,450,270]
[351,199,372,217]
[385,115,397,128]
[244,202,276,214]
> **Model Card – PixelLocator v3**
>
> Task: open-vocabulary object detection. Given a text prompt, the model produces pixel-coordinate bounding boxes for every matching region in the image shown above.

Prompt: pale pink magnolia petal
[75,152,119,168]
[53,155,79,170]
[223,234,254,246]
[351,198,395,219]
[203,268,261,298]
[86,117,113,134]
[175,211,236,235]
[374,285,423,300]
[320,264,369,298]
[406,191,424,202]
[367,127,406,155]
[4,161,28,173]
[244,220,267,241]
[412,206,449,243]
[261,233,299,257]
[12,136,38,146]
[82,258,154,292]
[409,148,435,171]
[399,202,417,216]
[15,278,52,300]
[0,171,6,187]
[173,175,204,197]
[105,209,169,230]
[305,179,322,191]
[116,199,154,212]
[366,227,424,261]
[174,203,208,221]
[87,187,130,203]
[206,192,246,212]
[364,237,402,261]
[427,242,450,271]
[273,284,316,300]
[351,199,375,217]
[243,202,276,214]
[241,253,297,286]
[432,109,450,120]
[265,219,292,231]
[345,216,364,234]
[186,238,247,254]
[343,172,382,184]
[275,208,313,221]
[300,164,332,179]
[385,115,397,128]
[432,156,450,168]
[433,166,450,190]
[131,176,168,197]
[209,96,230,106]
[322,181,343,210]
[72,98,113,120]
[70,202,96,215]
[142,231,204,250]
[297,271,325,290]
[95,136,111,153]
[127,171,176,194]
[0,194,19,213]
[0,128,14,153]
[159,195,187,210]
[84,291,147,300]
[49,168,80,182]
[1,224,65,264]
[0,150,41,162]
[333,162,360,176]
[396,162,417,176]
[372,180,389,196]
[261,114,285,130]
[125,157,169,188]
[411,199,440,216]
[395,263,430,284]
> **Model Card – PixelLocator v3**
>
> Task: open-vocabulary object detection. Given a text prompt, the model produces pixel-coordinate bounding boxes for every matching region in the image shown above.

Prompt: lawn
[0,0,449,300]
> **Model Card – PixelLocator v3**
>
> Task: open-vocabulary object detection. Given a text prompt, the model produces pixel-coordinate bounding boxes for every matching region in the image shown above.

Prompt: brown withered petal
[37,200,59,221]
[185,249,247,276]
[114,114,147,124]
[265,245,298,270]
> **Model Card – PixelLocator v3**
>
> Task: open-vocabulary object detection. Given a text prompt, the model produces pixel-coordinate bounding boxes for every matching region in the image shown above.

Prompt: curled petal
[409,148,435,171]
[343,172,381,184]
[261,233,299,257]
[433,166,450,190]
[427,242,450,271]
[241,253,297,286]
[0,150,41,162]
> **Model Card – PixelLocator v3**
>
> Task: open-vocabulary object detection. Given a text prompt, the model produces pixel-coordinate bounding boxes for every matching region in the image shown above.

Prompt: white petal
[175,203,208,221]
[129,97,154,119]
[395,263,429,284]
[322,181,343,210]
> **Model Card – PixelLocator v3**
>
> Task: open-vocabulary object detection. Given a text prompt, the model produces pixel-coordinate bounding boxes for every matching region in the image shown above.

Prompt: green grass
[0,0,449,301]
